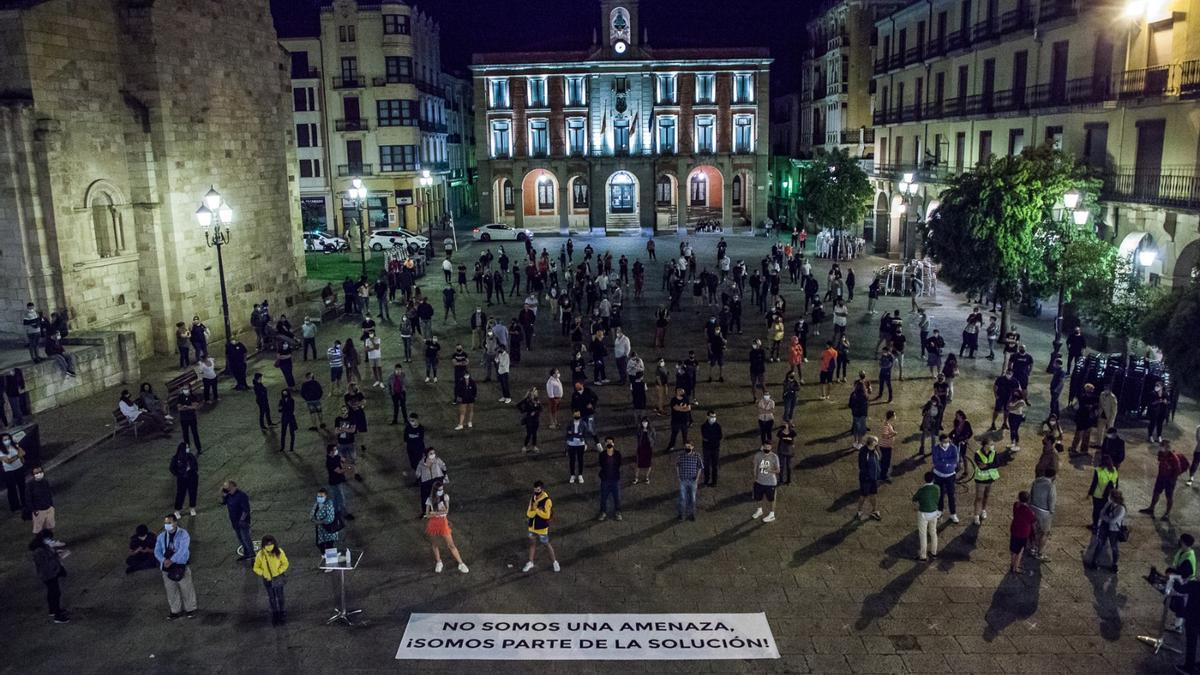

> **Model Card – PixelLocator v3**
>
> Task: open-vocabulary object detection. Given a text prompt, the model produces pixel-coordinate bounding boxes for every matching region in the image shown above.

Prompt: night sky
[271,0,811,87]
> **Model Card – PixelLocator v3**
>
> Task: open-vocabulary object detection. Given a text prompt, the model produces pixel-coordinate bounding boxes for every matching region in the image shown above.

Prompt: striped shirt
[327,346,344,368]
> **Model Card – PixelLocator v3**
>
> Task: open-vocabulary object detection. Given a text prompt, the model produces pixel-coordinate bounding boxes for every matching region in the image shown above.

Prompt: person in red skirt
[633,416,655,485]
[423,479,469,574]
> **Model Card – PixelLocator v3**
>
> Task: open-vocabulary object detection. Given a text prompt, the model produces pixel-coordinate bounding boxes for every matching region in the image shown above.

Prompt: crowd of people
[11,228,1200,672]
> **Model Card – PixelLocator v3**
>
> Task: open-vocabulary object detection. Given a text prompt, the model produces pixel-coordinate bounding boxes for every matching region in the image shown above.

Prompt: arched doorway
[685,165,723,228]
[731,170,753,226]
[492,176,514,223]
[567,174,589,230]
[605,170,640,233]
[1174,239,1200,286]
[655,173,678,230]
[889,194,906,259]
[521,169,559,230]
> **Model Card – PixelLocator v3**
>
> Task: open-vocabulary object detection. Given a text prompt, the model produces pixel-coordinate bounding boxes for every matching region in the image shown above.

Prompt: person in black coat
[253,372,273,430]
[278,389,298,453]
[404,413,426,480]
[225,339,249,390]
[700,411,723,486]
[169,442,199,517]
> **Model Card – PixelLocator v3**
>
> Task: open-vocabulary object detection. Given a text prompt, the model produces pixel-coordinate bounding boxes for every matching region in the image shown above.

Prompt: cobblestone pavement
[0,232,1196,674]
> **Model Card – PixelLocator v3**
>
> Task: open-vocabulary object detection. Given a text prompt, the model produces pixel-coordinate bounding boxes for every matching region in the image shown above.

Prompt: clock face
[613,40,627,54]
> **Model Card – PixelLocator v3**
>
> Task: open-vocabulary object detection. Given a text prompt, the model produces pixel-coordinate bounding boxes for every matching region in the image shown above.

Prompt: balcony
[291,67,319,80]
[946,29,971,52]
[337,164,373,177]
[826,82,849,97]
[1102,166,1200,209]
[415,79,442,97]
[840,129,875,145]
[332,76,365,89]
[874,56,889,75]
[335,118,370,132]
[872,163,964,184]
[1038,0,1078,23]
[809,132,825,147]
[419,120,449,133]
[447,133,463,144]
[425,161,450,172]
[904,44,924,64]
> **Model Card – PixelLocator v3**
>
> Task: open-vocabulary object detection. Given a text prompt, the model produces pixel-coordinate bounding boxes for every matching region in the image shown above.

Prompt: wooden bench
[111,409,146,445]
[165,370,200,413]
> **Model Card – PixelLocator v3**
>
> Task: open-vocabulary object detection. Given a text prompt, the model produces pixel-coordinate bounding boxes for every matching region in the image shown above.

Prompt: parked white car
[303,231,348,253]
[472,223,534,242]
[369,229,429,251]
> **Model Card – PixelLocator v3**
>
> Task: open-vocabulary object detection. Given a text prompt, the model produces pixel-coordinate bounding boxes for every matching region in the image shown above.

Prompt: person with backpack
[522,481,559,573]
[1139,441,1190,522]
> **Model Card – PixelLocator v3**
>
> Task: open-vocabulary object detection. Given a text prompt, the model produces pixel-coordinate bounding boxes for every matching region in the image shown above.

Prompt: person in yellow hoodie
[252,534,289,625]
[522,481,560,573]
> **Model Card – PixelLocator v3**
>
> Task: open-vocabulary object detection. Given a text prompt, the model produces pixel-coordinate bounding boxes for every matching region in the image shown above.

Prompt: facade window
[380,145,418,172]
[527,77,547,107]
[733,114,754,153]
[491,120,511,158]
[296,123,318,147]
[338,24,356,42]
[732,174,743,206]
[489,78,510,109]
[656,74,677,104]
[695,73,715,103]
[689,173,708,206]
[979,130,993,165]
[377,99,417,127]
[566,76,587,106]
[657,116,676,154]
[613,119,630,155]
[573,181,589,208]
[529,119,549,157]
[655,176,673,205]
[293,87,315,112]
[733,73,755,103]
[1008,128,1025,156]
[340,57,358,79]
[299,159,321,178]
[566,118,587,156]
[695,115,715,153]
[382,14,410,35]
[536,179,554,209]
[1045,125,1064,150]
[502,179,514,210]
[90,194,125,258]
[386,56,413,83]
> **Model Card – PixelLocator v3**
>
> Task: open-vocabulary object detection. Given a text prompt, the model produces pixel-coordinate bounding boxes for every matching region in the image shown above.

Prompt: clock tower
[600,0,639,57]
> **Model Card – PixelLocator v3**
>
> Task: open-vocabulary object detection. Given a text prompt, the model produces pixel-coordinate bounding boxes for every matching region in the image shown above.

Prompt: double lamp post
[194,186,234,343]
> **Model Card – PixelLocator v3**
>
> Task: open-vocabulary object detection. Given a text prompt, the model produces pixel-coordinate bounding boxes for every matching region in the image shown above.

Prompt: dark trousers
[234,524,254,558]
[177,344,189,368]
[302,338,317,360]
[567,444,585,476]
[876,372,893,401]
[257,403,273,428]
[280,417,297,451]
[202,377,218,403]
[1184,619,1200,669]
[180,418,202,453]
[779,454,793,484]
[264,579,286,615]
[498,373,511,399]
[667,421,689,449]
[279,361,295,388]
[523,422,538,447]
[5,465,27,511]
[758,419,774,444]
[45,577,62,615]
[703,447,720,484]
[1090,497,1106,529]
[599,479,621,515]
[174,476,198,510]
[879,446,893,480]
[391,392,408,423]
[231,367,248,390]
[934,474,957,514]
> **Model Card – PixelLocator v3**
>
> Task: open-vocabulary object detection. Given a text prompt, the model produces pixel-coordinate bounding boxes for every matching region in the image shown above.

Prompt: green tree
[1138,283,1200,394]
[923,145,1101,332]
[1077,259,1162,346]
[797,148,872,234]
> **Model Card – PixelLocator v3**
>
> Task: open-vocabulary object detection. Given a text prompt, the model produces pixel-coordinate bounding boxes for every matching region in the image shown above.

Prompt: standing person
[631,416,656,485]
[277,389,298,452]
[613,328,631,385]
[188,316,209,360]
[326,340,345,395]
[311,488,340,552]
[454,372,477,430]
[849,381,870,448]
[225,339,249,390]
[818,341,837,400]
[1087,490,1126,573]
[565,412,588,484]
[522,481,560,573]
[169,442,199,518]
[173,322,190,368]
[675,443,703,521]
[495,346,512,404]
[300,373,324,430]
[597,437,622,521]
[27,466,62,545]
[751,444,780,522]
[1029,469,1056,561]
[342,338,361,386]
[776,422,797,485]
[388,364,408,425]
[1,433,27,513]
[875,348,895,403]
[22,303,44,363]
[913,472,941,561]
[31,533,69,623]
[399,314,414,363]
[1066,326,1087,374]
[972,443,1000,524]
[756,392,776,444]
[855,436,882,521]
[365,331,384,388]
[424,480,469,574]
[6,368,27,426]
[196,356,219,403]
[931,434,960,524]
[252,534,289,625]
[155,513,197,620]
[665,387,692,451]
[545,369,563,429]
[879,409,897,482]
[415,447,448,518]
[1140,441,1189,522]
[176,385,203,454]
[325,443,353,520]
[1069,383,1100,455]
[700,411,723,487]
[220,480,254,561]
[517,388,542,454]
[300,317,318,361]
[918,395,942,455]
[1147,381,1170,444]
[1010,491,1037,574]
[403,412,427,478]
[1087,454,1120,530]
[423,336,441,383]
[252,373,273,430]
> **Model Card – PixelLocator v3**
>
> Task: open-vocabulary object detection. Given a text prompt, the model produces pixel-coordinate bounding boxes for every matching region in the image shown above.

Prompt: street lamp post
[194,186,234,342]
[419,170,434,240]
[1050,188,1090,362]
[349,178,369,278]
[896,173,921,260]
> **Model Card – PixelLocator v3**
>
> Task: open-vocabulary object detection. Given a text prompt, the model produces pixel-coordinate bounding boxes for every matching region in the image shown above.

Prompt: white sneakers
[435,561,444,573]
[569,476,576,484]
[981,509,988,520]
[762,512,776,523]
[950,514,960,523]
[425,377,430,383]
[189,508,196,517]
[553,561,561,572]
[522,561,535,572]
[576,475,584,484]
[751,507,763,519]
[454,424,464,431]
[458,563,469,574]
[974,515,981,525]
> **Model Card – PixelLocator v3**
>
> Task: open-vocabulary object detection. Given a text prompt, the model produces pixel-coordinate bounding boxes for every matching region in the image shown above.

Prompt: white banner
[396,612,779,660]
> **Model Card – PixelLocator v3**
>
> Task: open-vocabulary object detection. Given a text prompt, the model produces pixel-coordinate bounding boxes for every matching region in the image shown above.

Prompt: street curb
[41,430,114,473]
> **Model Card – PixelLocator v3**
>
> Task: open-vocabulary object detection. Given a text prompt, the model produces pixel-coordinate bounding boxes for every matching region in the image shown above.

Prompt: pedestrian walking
[252,534,289,625]
[169,442,198,518]
[424,480,469,574]
[220,480,254,561]
[1140,441,1190,522]
[751,444,780,522]
[1010,491,1038,574]
[155,513,197,620]
[1087,490,1126,573]
[1029,469,1056,561]
[972,443,999,524]
[523,481,560,573]
[913,472,940,561]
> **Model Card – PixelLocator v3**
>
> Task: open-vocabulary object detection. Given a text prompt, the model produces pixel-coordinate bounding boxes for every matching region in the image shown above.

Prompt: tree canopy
[797,148,872,232]
[1138,282,1200,393]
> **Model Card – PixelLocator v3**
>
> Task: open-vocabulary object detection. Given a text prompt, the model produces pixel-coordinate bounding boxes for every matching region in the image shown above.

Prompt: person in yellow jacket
[972,443,1000,525]
[252,535,289,625]
[522,481,560,573]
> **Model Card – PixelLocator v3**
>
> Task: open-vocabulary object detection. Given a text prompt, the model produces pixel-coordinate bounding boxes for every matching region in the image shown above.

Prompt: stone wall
[23,330,140,414]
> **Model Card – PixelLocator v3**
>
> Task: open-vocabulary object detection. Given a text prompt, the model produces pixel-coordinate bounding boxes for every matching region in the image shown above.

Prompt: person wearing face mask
[523,481,560,573]
[388,364,408,424]
[545,369,563,430]
[654,358,670,415]
[424,479,469,573]
[252,534,290,625]
[565,412,588,484]
[1147,381,1170,444]
[175,385,202,455]
[1,432,29,514]
[454,372,477,430]
[220,480,253,562]
[404,413,426,479]
[748,340,767,402]
[31,532,69,623]
[597,437,623,522]
[633,416,655,485]
[311,488,340,552]
[155,513,197,619]
[169,442,199,518]
[28,466,63,546]
[517,388,542,454]
[323,442,353,519]
[1009,344,1034,392]
[931,434,961,524]
[416,447,448,517]
[699,410,724,486]
[278,389,298,453]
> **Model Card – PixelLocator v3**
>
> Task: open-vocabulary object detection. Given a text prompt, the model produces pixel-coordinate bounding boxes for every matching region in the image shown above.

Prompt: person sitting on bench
[118,389,171,436]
